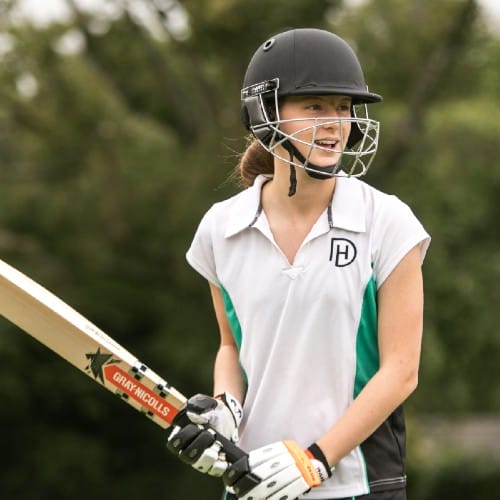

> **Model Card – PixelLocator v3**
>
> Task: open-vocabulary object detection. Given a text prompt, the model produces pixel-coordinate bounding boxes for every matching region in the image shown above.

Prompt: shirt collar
[225,175,270,238]
[329,176,366,233]
[224,174,366,238]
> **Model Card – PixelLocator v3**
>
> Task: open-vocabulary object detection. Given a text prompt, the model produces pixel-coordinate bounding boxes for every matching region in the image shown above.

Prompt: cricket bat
[0,257,244,463]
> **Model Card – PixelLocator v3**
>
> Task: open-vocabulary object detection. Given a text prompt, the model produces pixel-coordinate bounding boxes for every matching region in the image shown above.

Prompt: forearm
[318,247,424,467]
[317,363,418,467]
[208,281,246,404]
[213,343,246,404]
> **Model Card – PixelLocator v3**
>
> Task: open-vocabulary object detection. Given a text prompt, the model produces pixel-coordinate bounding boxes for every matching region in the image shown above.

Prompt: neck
[264,162,336,215]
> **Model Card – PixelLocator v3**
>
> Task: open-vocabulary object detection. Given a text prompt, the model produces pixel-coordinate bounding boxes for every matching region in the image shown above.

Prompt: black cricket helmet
[241,28,382,180]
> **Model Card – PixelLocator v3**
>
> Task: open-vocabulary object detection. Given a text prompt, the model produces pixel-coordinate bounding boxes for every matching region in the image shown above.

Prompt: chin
[305,165,336,180]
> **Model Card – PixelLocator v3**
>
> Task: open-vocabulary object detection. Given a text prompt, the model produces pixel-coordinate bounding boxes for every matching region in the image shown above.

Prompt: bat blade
[0,258,247,464]
[0,258,186,428]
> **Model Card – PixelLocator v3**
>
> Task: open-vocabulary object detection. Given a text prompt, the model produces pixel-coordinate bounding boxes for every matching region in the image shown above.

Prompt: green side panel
[220,286,242,350]
[220,285,247,385]
[354,274,379,397]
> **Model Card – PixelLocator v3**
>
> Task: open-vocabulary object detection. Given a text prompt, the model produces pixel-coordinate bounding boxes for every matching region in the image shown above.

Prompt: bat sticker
[103,364,178,423]
[85,347,121,383]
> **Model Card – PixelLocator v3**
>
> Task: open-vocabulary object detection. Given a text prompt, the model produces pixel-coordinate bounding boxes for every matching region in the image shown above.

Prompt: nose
[316,116,351,143]
[317,117,340,130]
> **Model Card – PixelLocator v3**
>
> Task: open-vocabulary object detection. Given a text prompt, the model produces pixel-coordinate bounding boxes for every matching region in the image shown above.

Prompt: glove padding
[167,422,229,476]
[186,392,243,443]
[223,440,332,500]
[166,392,243,477]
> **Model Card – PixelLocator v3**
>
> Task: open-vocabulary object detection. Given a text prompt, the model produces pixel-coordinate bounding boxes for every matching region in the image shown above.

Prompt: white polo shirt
[186,174,430,498]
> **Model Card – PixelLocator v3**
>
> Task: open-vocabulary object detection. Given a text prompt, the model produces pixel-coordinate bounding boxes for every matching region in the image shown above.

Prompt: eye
[305,102,322,111]
[337,103,351,114]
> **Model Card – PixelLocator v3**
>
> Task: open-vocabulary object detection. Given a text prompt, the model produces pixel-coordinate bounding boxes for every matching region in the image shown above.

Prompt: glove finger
[166,423,203,455]
[224,455,252,488]
[248,441,290,468]
[179,428,217,465]
[191,441,221,473]
[266,476,310,500]
[207,458,229,477]
[166,425,182,454]
[232,451,296,496]
[239,464,301,500]
[251,450,295,478]
[191,441,229,477]
[226,442,293,494]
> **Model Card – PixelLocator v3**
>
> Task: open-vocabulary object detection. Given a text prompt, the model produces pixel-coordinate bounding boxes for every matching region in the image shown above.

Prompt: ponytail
[233,138,274,188]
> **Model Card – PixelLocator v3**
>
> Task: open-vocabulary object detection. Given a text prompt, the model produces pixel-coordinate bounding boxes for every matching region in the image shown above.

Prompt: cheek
[342,122,352,142]
[280,121,312,140]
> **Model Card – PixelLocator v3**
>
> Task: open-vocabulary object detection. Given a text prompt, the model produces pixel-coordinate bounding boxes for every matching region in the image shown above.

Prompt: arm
[316,244,424,466]
[172,282,246,432]
[209,282,246,405]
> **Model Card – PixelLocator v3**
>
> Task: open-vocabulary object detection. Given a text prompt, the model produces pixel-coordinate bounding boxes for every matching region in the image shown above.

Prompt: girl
[167,28,430,500]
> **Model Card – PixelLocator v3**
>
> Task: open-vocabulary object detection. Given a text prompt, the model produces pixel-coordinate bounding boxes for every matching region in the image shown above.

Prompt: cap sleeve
[372,195,431,287]
[186,207,220,286]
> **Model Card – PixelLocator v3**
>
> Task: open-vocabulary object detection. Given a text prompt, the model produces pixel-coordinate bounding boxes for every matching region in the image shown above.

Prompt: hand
[166,392,243,477]
[223,441,333,500]
[186,392,243,443]
[166,421,229,476]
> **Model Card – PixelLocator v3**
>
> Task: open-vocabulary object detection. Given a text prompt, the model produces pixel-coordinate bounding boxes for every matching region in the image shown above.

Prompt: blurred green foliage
[0,0,499,498]
[408,453,500,498]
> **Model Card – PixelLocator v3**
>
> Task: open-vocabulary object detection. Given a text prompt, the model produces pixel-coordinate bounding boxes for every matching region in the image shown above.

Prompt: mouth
[314,139,341,151]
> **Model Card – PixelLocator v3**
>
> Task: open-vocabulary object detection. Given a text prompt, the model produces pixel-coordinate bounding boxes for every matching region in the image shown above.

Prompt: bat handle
[211,429,247,463]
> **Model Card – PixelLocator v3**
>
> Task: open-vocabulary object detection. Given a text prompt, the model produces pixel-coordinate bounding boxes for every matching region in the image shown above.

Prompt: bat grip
[211,428,247,463]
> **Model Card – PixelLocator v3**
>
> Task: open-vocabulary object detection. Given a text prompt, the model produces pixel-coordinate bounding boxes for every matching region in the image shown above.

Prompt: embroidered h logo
[329,238,357,267]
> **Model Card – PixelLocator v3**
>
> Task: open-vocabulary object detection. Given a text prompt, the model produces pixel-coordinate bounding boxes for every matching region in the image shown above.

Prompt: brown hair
[232,138,274,188]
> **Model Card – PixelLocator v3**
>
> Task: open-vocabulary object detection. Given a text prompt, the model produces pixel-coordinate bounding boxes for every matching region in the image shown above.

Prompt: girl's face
[277,94,352,168]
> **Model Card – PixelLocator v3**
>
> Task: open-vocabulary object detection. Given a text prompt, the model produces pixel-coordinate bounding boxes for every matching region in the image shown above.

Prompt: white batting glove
[167,423,229,476]
[223,440,333,499]
[166,392,244,477]
[186,392,243,443]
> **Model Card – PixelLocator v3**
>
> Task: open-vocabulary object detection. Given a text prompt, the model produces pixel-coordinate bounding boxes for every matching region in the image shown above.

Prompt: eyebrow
[301,95,352,104]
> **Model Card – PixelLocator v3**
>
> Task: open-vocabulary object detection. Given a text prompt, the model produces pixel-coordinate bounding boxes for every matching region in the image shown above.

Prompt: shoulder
[197,176,267,238]
[199,187,253,231]
[352,178,420,228]
[352,180,430,285]
[354,177,406,210]
[332,176,419,234]
[186,188,256,284]
[191,190,256,244]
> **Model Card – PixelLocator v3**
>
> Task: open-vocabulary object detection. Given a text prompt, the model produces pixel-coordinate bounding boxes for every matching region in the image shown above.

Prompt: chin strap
[288,165,297,197]
[283,142,297,197]
[282,141,339,197]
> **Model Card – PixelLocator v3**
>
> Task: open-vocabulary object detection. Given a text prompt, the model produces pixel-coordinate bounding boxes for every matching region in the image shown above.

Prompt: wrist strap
[215,392,243,427]
[306,443,333,478]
